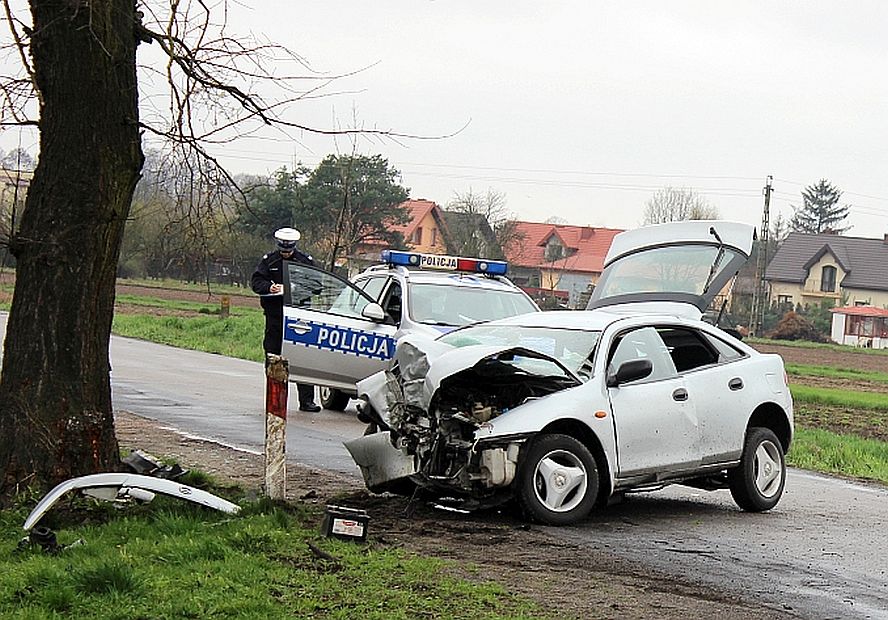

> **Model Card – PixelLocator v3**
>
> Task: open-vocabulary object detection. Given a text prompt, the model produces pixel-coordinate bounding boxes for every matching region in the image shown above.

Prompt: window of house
[431,227,438,246]
[847,315,875,337]
[410,227,423,245]
[854,300,869,307]
[821,265,837,292]
[544,239,564,262]
[777,295,793,308]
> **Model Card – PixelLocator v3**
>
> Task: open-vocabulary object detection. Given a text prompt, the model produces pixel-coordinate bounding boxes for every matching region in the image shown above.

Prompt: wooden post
[220,295,230,319]
[264,354,289,499]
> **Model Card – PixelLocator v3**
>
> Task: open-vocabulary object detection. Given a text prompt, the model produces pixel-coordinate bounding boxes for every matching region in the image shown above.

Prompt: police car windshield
[439,325,601,379]
[410,283,537,327]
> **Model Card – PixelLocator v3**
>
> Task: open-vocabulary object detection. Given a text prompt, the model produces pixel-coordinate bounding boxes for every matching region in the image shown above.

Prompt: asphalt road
[2,313,886,619]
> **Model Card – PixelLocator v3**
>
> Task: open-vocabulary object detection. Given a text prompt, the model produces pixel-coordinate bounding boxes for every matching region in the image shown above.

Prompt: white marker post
[264,354,289,499]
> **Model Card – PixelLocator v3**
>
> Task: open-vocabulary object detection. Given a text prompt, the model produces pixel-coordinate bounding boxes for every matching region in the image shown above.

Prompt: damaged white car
[347,221,793,525]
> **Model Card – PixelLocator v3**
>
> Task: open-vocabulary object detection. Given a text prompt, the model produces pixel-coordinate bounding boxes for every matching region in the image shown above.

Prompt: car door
[661,326,757,464]
[281,263,397,392]
[606,326,702,477]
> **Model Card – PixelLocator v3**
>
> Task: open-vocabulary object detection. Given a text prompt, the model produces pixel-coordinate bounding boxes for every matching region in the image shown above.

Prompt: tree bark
[0,0,144,503]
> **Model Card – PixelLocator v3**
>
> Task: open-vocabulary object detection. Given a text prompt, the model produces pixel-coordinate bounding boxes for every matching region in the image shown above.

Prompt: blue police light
[381,250,508,275]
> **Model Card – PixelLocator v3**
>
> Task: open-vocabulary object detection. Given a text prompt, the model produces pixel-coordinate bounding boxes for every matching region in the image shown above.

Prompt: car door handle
[672,388,688,402]
[728,377,744,391]
[286,321,311,335]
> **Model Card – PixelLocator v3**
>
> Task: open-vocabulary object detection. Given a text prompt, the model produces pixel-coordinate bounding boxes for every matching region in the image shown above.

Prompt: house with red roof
[349,199,451,273]
[504,222,625,308]
[388,199,450,255]
[830,305,888,348]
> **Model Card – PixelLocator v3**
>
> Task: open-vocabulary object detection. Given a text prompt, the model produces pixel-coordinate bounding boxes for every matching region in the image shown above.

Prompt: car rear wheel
[517,434,599,525]
[319,387,350,411]
[728,427,786,512]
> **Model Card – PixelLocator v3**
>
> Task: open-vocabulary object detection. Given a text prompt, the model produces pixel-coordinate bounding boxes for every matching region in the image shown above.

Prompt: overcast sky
[3,1,887,236]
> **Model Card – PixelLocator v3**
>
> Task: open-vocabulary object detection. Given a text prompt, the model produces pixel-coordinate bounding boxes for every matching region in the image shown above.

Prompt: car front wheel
[728,427,786,512]
[517,434,599,526]
[319,387,350,411]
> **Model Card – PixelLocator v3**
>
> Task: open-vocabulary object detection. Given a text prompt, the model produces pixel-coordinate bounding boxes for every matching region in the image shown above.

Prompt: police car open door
[281,262,397,393]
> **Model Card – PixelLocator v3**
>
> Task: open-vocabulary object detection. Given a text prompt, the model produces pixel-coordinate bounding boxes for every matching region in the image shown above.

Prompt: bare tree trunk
[0,0,143,502]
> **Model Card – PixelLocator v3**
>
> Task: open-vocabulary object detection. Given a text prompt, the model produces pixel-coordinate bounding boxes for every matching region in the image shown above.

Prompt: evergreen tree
[790,179,851,234]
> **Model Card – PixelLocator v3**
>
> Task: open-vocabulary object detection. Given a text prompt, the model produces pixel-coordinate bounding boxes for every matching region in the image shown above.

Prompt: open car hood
[586,220,755,315]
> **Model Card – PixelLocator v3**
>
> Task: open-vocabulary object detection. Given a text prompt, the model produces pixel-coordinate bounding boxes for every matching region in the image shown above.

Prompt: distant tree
[297,154,410,270]
[446,188,522,259]
[0,148,36,171]
[643,187,719,225]
[790,179,851,234]
[770,212,788,244]
[239,167,309,238]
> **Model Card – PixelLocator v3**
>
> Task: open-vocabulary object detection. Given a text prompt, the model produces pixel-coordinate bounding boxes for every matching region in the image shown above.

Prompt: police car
[280,250,540,410]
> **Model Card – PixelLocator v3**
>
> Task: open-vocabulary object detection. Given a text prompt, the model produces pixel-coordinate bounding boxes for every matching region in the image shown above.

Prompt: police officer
[251,227,321,412]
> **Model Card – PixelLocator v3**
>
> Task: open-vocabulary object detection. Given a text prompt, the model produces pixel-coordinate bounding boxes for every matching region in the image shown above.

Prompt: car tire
[728,427,786,512]
[319,387,350,411]
[517,434,599,526]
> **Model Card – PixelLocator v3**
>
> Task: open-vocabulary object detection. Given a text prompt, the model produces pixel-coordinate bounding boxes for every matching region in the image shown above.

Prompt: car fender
[474,386,618,487]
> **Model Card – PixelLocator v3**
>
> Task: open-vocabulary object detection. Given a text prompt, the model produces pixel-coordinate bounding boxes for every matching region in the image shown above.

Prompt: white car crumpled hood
[358,333,573,420]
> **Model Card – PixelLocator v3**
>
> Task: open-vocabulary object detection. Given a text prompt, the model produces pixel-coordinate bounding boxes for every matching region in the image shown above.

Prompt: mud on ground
[115,411,783,620]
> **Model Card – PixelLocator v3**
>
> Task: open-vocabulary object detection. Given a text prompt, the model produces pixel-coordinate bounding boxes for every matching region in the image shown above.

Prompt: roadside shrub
[767,311,827,342]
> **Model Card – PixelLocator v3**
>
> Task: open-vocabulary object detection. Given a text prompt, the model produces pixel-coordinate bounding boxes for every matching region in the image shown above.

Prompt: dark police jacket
[250,249,315,316]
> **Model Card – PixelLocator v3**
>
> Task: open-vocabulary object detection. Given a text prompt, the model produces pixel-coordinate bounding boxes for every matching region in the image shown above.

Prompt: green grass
[790,385,888,411]
[112,310,266,362]
[789,427,888,484]
[786,363,888,384]
[1,496,544,620]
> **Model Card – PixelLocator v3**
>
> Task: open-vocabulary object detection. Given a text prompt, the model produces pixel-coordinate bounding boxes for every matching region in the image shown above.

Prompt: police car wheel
[319,387,350,411]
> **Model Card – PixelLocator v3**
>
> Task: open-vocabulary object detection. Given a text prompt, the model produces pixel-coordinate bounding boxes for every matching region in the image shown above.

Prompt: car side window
[700,331,745,362]
[285,262,375,319]
[657,327,720,373]
[607,326,677,383]
[358,276,388,301]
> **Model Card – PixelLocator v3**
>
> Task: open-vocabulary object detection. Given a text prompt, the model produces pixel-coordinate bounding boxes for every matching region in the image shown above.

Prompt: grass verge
[788,427,888,484]
[112,310,265,363]
[1,487,544,620]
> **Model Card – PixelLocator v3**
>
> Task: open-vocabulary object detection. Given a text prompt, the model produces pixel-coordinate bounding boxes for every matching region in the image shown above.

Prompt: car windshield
[409,282,538,327]
[594,244,743,299]
[439,325,601,379]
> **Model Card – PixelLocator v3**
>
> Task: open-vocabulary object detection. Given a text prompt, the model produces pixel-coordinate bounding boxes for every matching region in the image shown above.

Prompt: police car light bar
[381,250,508,276]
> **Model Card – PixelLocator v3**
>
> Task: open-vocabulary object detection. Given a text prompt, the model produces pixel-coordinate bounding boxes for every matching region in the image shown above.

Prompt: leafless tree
[0,0,435,503]
[446,188,524,260]
[642,187,720,225]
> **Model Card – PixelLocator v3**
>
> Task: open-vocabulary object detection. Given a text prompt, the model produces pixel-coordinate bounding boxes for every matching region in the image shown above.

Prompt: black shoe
[299,402,321,412]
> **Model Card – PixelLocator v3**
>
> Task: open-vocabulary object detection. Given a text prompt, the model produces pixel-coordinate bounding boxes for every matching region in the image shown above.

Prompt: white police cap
[274,227,301,249]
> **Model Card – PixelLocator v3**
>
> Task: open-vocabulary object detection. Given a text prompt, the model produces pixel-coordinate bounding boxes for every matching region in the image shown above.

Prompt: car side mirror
[606,359,653,387]
[362,302,386,322]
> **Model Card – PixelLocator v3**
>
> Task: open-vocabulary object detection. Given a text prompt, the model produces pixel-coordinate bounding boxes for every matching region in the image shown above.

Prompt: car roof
[357,264,525,292]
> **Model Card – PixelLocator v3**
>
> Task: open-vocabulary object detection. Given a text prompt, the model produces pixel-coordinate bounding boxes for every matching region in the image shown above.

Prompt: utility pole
[750,175,773,336]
